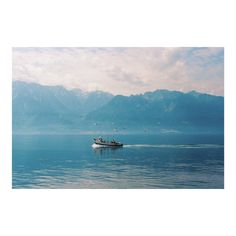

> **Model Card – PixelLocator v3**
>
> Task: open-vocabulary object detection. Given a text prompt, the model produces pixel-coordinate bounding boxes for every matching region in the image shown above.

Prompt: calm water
[12,134,224,189]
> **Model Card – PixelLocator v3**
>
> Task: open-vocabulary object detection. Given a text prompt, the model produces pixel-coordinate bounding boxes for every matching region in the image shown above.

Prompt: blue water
[12,134,224,189]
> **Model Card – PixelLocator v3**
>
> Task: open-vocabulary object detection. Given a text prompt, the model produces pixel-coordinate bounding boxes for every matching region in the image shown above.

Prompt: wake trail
[123,144,223,149]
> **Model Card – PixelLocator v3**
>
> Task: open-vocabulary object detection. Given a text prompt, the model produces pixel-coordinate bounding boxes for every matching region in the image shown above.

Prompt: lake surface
[12,134,224,189]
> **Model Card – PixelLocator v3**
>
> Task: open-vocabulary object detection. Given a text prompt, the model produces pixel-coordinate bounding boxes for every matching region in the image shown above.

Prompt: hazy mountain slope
[12,81,113,131]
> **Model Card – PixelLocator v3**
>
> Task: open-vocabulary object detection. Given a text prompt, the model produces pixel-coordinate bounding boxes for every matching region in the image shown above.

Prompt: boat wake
[123,144,223,149]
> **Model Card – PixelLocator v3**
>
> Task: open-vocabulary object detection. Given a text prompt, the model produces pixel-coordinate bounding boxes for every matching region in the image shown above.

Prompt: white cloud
[12,47,224,95]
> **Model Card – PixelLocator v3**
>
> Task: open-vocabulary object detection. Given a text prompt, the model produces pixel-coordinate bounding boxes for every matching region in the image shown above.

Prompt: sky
[12,47,224,96]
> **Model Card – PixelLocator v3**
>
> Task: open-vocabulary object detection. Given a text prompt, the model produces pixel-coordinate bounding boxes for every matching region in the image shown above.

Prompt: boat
[93,137,123,147]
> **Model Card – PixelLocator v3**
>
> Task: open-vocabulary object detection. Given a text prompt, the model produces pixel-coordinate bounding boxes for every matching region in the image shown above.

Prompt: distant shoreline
[12,131,224,136]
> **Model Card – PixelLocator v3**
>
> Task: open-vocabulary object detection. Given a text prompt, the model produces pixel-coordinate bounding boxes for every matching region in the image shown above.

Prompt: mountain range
[13,81,224,134]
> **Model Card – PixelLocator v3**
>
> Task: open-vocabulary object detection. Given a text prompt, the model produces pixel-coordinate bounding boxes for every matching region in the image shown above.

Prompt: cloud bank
[12,47,224,96]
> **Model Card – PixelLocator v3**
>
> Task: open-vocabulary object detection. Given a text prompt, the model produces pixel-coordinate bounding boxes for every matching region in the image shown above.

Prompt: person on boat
[111,139,117,144]
[98,137,104,142]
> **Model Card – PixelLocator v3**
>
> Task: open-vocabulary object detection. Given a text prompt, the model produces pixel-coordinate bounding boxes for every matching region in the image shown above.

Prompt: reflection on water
[12,134,224,189]
[93,146,122,156]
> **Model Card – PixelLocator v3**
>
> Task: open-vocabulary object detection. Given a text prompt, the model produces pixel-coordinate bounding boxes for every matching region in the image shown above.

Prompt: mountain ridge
[12,81,224,134]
